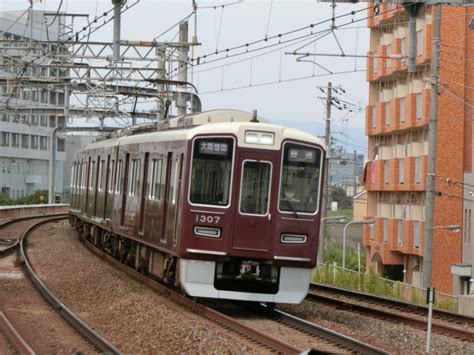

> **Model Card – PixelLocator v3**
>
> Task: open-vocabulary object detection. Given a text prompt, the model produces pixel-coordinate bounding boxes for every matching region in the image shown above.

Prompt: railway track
[308,283,474,342]
[82,237,387,354]
[0,214,119,354]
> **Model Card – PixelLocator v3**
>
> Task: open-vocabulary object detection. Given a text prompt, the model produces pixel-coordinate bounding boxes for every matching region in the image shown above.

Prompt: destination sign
[199,141,229,156]
[288,148,316,163]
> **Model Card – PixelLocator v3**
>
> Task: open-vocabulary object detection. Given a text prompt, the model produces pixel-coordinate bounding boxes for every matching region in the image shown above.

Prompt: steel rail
[82,239,302,354]
[0,311,34,355]
[0,212,69,257]
[248,303,388,355]
[309,283,474,342]
[18,216,121,355]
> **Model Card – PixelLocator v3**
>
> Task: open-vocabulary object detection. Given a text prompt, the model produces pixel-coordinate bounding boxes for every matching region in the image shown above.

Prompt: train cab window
[239,160,272,215]
[189,137,234,207]
[149,159,163,200]
[129,159,141,196]
[97,160,105,191]
[279,143,322,214]
[108,160,115,193]
[116,159,123,194]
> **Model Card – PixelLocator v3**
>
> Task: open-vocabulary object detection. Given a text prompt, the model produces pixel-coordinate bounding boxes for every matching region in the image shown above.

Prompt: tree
[331,186,352,209]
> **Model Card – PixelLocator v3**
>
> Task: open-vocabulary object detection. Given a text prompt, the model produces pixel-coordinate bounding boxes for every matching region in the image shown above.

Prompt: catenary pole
[422,3,441,289]
[318,82,332,265]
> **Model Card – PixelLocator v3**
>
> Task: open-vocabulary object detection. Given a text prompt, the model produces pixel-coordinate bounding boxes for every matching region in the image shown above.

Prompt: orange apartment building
[363,2,474,296]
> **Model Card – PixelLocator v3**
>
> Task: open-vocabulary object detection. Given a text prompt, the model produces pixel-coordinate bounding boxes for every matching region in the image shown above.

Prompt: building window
[57,138,65,152]
[40,115,48,127]
[399,158,405,184]
[40,136,48,150]
[384,160,389,184]
[11,133,19,148]
[416,93,422,119]
[383,219,388,243]
[401,38,406,62]
[0,114,8,122]
[31,115,38,125]
[49,116,56,128]
[413,221,420,247]
[21,134,29,148]
[31,135,38,149]
[399,97,406,123]
[373,51,379,73]
[58,116,65,127]
[1,132,10,147]
[397,219,403,245]
[415,157,421,184]
[386,44,392,69]
[369,224,374,241]
[385,102,391,126]
[417,29,424,56]
[372,106,377,128]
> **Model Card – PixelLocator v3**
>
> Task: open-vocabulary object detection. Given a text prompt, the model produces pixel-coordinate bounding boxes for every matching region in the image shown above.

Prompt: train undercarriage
[70,214,311,304]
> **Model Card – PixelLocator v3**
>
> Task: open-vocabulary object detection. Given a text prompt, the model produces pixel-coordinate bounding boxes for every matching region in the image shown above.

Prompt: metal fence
[314,263,458,313]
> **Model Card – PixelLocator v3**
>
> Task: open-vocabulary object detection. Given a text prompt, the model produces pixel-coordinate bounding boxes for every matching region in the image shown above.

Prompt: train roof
[79,110,325,154]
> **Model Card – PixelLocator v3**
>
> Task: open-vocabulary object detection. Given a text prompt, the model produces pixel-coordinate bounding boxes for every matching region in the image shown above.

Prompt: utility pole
[318,81,332,265]
[353,150,358,197]
[177,21,189,116]
[422,3,441,290]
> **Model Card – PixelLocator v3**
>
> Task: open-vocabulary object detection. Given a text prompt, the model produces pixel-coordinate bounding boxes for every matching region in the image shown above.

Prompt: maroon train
[69,110,325,303]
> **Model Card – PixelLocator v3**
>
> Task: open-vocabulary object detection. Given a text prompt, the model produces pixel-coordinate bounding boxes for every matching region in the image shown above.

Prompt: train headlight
[244,131,275,145]
[194,226,221,238]
[281,234,307,244]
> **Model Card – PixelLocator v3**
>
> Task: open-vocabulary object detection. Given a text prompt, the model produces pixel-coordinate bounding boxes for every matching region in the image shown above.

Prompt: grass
[313,264,457,312]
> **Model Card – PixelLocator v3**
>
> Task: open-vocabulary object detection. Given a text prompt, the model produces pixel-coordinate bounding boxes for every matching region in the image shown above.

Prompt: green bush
[14,189,48,205]
[324,242,365,273]
[0,192,12,206]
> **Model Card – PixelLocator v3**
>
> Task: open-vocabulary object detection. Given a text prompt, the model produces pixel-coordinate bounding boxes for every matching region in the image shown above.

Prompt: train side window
[108,159,115,193]
[129,159,141,196]
[149,158,163,200]
[97,160,105,191]
[71,165,75,190]
[81,163,86,189]
[116,159,123,194]
[88,160,95,190]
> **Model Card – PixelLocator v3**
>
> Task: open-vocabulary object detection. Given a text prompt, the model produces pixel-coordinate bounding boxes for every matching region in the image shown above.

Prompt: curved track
[18,215,121,354]
[309,283,474,342]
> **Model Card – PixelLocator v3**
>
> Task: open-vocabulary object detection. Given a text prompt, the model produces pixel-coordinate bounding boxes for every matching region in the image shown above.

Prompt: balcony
[365,156,427,192]
[368,2,405,28]
[363,217,425,261]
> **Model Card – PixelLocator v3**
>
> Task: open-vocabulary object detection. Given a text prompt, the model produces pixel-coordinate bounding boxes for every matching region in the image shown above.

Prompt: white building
[0,10,68,201]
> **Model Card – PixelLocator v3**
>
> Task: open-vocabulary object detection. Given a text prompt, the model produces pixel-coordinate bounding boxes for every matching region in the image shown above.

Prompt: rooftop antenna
[251,109,259,123]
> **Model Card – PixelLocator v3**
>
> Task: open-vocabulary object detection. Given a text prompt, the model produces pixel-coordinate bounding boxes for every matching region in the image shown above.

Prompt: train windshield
[279,143,322,214]
[189,137,234,207]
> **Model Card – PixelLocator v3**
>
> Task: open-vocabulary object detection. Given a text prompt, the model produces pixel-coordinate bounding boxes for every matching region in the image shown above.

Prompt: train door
[233,152,275,253]
[139,153,149,234]
[160,152,173,243]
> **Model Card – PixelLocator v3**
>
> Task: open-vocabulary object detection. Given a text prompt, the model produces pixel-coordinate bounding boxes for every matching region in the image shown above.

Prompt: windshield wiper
[284,200,299,218]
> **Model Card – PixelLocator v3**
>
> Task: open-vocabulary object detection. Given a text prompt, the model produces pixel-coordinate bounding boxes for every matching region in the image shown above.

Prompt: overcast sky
[1,0,369,154]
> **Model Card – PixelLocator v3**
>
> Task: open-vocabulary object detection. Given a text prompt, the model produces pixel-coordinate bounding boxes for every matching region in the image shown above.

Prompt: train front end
[179,121,325,303]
